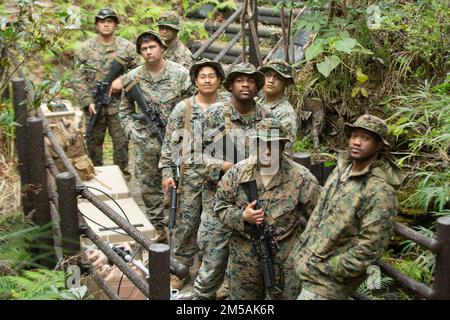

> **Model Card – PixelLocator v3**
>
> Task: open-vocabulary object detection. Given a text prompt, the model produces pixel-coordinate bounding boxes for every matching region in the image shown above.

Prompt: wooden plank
[193,5,243,59]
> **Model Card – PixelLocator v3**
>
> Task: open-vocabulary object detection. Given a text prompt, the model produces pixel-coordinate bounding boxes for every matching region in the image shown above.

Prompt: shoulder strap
[177,98,193,195]
[124,66,144,93]
[223,101,232,131]
[210,101,233,144]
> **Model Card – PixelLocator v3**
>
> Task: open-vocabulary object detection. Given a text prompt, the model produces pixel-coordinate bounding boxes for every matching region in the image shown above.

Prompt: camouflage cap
[223,63,265,92]
[344,114,390,146]
[250,118,290,142]
[259,59,294,84]
[158,11,181,31]
[190,59,225,85]
[95,7,119,24]
[136,30,167,53]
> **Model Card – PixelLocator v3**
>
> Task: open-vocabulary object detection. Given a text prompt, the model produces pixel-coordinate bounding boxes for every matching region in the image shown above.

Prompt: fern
[179,21,209,43]
[0,269,73,300]
[0,213,55,271]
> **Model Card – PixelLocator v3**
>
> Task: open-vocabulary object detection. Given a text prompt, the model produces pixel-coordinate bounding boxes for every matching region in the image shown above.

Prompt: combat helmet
[158,11,181,31]
[223,63,265,92]
[259,59,294,85]
[344,114,390,146]
[95,7,119,24]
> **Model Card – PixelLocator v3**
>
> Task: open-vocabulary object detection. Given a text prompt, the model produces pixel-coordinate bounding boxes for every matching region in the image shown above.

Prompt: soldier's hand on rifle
[243,201,264,225]
[88,103,97,115]
[109,78,123,96]
[221,161,234,173]
[162,177,176,194]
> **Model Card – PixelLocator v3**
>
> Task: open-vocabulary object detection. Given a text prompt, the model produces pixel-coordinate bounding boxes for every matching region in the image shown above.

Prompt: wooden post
[26,116,57,267]
[56,172,80,256]
[148,243,170,300]
[12,79,33,215]
[248,0,262,66]
[292,152,311,169]
[433,217,450,299]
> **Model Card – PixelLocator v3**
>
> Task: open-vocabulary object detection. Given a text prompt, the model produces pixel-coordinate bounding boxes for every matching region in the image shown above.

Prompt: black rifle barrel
[240,179,276,290]
[126,84,166,144]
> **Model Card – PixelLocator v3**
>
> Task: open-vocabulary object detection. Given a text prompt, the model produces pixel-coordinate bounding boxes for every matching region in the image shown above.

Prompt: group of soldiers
[75,8,401,300]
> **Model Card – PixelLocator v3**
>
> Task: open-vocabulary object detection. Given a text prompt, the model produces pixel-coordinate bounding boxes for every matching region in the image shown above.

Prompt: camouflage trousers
[84,110,130,179]
[172,166,203,267]
[133,134,166,228]
[194,183,231,299]
[227,231,302,300]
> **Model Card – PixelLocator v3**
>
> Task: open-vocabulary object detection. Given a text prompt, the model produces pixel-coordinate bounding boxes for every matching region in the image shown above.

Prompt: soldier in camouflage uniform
[118,30,194,242]
[214,118,320,299]
[158,11,194,69]
[159,59,227,289]
[258,59,297,148]
[75,8,140,180]
[191,63,268,299]
[291,114,401,300]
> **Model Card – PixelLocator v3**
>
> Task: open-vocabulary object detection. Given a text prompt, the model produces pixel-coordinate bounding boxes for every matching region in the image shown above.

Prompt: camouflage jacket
[159,93,229,179]
[214,155,321,241]
[74,36,140,112]
[165,39,194,69]
[200,101,269,183]
[258,95,297,143]
[118,60,194,141]
[293,152,401,299]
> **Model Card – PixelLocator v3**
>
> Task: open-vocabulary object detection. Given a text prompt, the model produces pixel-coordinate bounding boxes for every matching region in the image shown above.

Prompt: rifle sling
[177,98,192,195]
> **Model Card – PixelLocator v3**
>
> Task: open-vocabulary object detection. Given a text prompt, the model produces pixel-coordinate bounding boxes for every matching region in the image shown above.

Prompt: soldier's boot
[155,226,168,243]
[170,274,191,290]
[177,290,210,300]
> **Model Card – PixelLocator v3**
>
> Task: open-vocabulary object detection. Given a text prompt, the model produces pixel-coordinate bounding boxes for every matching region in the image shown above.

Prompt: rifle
[126,84,167,144]
[240,179,278,294]
[168,162,180,252]
[86,58,126,144]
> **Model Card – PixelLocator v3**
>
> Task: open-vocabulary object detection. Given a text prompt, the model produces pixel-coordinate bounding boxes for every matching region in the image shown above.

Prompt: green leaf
[305,42,324,61]
[317,55,341,78]
[49,81,62,96]
[356,68,368,84]
[333,38,357,54]
[351,86,361,97]
[360,87,369,97]
[353,46,374,55]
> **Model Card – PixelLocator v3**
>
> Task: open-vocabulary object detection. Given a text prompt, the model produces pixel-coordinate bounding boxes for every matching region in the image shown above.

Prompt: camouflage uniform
[259,95,297,145]
[119,60,193,230]
[290,115,401,300]
[158,11,194,69]
[159,92,228,267]
[258,59,297,153]
[193,63,268,299]
[214,119,320,299]
[164,39,194,69]
[75,33,140,177]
